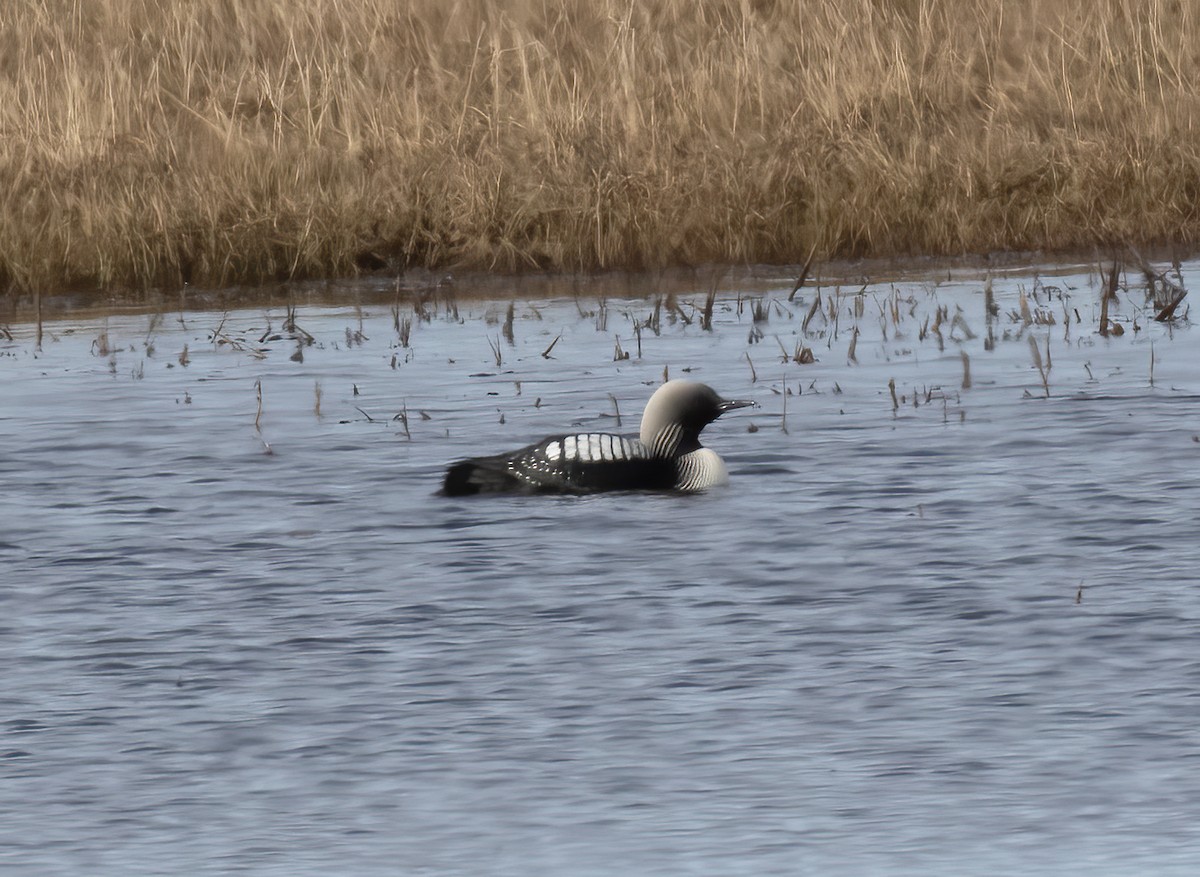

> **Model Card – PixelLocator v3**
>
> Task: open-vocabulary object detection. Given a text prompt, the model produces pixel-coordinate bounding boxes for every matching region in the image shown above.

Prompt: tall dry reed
[3,0,1200,295]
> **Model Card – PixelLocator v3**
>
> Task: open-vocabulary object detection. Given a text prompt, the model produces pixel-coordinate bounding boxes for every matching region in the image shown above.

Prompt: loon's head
[639,380,756,457]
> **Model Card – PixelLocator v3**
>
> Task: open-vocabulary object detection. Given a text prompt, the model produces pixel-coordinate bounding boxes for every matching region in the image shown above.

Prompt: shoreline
[3,244,1191,325]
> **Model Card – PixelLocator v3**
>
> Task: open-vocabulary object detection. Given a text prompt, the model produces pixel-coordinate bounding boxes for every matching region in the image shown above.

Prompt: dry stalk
[775,335,790,362]
[802,290,823,335]
[781,373,788,434]
[502,301,515,344]
[1019,288,1033,327]
[393,402,411,439]
[1099,261,1120,336]
[950,309,976,340]
[701,288,716,332]
[788,244,817,302]
[1029,335,1049,397]
[254,379,264,433]
[1155,289,1188,322]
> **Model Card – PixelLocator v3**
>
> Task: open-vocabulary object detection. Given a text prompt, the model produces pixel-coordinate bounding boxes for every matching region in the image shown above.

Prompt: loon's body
[441,381,755,496]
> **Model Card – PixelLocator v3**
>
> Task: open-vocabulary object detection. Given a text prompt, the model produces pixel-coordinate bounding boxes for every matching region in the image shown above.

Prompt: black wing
[442,433,676,495]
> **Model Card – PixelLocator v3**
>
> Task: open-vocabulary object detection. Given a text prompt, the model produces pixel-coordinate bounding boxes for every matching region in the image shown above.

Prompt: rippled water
[3,260,1200,876]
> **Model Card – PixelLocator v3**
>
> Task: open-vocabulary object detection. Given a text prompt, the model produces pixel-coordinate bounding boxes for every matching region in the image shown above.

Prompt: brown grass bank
[3,0,1200,297]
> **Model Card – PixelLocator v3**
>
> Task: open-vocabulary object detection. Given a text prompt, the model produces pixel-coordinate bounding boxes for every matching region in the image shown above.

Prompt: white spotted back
[544,433,641,464]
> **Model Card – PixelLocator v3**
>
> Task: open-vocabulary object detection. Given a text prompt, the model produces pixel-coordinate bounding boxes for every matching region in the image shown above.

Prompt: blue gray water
[3,261,1199,875]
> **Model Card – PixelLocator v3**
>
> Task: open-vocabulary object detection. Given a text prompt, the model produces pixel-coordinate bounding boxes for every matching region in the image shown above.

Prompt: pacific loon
[441,380,755,496]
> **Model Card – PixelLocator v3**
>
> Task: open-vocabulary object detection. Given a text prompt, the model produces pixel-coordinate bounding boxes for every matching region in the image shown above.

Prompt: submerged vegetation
[3,0,1200,296]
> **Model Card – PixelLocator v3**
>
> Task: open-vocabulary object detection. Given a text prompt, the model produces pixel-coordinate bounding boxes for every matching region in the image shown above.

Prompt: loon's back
[443,432,675,496]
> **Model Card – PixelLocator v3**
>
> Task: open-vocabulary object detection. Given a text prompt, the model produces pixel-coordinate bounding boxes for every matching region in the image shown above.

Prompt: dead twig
[1099,261,1119,337]
[1155,289,1188,322]
[788,244,817,302]
[608,393,622,428]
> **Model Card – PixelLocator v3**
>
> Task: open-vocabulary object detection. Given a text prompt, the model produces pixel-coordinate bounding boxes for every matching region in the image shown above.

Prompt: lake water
[3,260,1199,876]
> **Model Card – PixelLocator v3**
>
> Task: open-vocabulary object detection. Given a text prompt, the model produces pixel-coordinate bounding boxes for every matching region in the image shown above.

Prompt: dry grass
[4,0,1200,296]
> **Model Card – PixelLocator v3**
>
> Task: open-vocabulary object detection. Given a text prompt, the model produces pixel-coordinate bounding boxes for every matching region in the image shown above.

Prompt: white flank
[563,435,577,460]
[545,440,561,462]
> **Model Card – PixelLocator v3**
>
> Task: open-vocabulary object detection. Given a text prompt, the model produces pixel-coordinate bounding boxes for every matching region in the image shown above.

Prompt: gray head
[639,380,756,456]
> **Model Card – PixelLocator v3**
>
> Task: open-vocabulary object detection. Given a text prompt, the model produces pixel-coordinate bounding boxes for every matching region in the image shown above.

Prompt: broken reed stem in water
[774,334,790,362]
[888,378,899,413]
[608,393,622,428]
[254,379,264,433]
[1099,261,1120,336]
[781,373,788,434]
[254,379,271,453]
[1154,289,1188,321]
[1029,335,1049,397]
[802,291,822,335]
[701,288,716,332]
[502,301,515,345]
[1018,287,1033,327]
[393,401,411,439]
[788,244,818,303]
[314,380,322,418]
[960,350,971,389]
[984,276,996,351]
[950,309,976,340]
